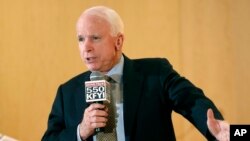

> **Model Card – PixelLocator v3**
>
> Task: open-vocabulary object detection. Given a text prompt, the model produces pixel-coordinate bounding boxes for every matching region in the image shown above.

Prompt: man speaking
[42,6,229,141]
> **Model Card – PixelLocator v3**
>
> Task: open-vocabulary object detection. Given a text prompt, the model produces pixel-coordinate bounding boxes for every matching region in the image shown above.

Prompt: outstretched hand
[207,108,229,141]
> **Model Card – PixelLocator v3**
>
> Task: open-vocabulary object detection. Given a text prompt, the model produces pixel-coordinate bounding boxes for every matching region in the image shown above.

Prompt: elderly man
[42,6,229,141]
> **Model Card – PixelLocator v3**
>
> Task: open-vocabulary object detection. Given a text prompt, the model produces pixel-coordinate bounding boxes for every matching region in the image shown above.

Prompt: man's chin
[86,65,111,73]
[87,65,100,72]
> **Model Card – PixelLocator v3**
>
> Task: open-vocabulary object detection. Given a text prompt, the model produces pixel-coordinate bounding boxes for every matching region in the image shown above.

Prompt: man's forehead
[77,15,111,35]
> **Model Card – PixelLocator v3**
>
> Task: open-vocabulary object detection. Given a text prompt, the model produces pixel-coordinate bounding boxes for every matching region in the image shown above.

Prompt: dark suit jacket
[42,55,223,141]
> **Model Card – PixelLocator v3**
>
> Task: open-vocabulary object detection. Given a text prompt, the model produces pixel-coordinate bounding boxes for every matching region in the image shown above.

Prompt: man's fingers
[87,103,106,111]
[207,108,214,120]
[207,108,220,134]
[83,103,109,129]
[90,122,107,128]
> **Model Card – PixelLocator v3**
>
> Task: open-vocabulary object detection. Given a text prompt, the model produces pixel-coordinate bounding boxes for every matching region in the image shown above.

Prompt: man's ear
[115,33,124,51]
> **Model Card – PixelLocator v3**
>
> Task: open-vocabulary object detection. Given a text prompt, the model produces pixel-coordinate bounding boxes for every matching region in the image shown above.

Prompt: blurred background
[0,0,250,140]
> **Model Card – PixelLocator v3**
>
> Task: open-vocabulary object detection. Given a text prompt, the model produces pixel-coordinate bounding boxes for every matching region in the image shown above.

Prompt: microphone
[85,71,111,133]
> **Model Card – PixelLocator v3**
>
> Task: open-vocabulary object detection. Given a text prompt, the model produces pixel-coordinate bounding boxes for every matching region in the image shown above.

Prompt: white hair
[82,6,124,36]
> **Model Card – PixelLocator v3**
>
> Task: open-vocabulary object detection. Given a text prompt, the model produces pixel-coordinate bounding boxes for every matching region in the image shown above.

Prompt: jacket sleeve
[41,85,78,141]
[160,58,223,140]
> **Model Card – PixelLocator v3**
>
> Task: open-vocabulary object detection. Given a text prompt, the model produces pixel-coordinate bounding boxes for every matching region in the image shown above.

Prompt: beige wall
[0,0,249,140]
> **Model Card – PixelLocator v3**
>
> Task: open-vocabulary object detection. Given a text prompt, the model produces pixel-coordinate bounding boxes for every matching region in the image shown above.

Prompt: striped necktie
[96,76,117,141]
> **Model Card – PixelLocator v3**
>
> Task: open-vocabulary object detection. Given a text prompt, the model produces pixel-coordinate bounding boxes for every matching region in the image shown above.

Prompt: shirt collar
[106,55,124,83]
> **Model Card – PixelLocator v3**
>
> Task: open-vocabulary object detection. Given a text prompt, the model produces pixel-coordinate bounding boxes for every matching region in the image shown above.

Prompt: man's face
[76,14,121,72]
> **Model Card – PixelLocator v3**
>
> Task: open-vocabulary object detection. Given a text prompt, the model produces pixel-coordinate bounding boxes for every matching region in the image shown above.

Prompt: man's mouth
[86,57,96,63]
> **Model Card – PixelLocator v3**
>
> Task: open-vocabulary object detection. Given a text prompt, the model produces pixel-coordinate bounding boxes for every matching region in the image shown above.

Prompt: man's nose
[82,38,93,52]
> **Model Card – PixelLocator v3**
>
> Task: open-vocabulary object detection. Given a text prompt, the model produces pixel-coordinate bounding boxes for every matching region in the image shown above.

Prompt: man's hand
[207,108,229,141]
[79,103,108,140]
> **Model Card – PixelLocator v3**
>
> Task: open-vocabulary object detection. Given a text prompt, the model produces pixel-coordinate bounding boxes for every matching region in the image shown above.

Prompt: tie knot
[104,75,116,83]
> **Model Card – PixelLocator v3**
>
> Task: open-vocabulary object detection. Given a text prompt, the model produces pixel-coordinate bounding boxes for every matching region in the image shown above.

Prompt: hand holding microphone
[86,71,111,133]
[79,103,108,140]
[79,71,111,139]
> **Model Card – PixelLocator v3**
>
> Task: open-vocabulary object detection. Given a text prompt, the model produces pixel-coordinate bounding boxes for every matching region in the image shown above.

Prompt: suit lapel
[123,56,144,138]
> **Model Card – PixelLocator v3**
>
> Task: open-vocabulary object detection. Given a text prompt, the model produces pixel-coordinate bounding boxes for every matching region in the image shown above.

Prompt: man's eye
[92,36,101,41]
[78,36,84,42]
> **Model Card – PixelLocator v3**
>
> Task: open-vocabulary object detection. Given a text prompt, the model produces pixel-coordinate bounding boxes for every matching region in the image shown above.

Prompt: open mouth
[86,57,96,63]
